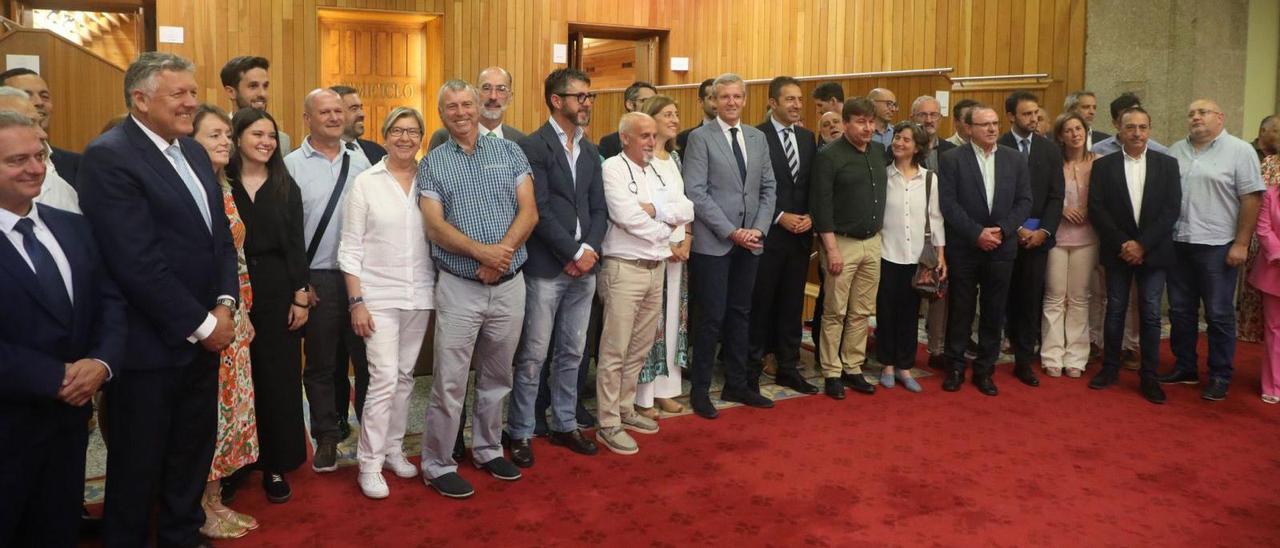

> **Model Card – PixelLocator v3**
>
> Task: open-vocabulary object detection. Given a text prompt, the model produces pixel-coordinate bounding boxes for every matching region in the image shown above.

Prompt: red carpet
[97,340,1280,546]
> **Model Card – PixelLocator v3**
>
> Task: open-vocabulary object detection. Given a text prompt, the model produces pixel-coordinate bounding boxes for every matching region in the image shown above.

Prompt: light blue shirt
[285,136,372,269]
[872,125,895,152]
[1169,130,1265,245]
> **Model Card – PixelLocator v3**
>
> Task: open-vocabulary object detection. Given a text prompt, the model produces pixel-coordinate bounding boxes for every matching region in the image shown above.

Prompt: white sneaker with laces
[383,454,418,478]
[359,472,389,499]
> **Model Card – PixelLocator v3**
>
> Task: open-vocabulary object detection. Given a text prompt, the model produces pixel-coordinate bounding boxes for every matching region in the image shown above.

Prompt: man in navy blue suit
[78,52,238,548]
[0,111,125,547]
[937,104,1032,396]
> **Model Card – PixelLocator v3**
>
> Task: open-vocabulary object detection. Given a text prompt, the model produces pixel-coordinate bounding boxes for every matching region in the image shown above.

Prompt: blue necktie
[1019,137,1031,161]
[13,217,72,321]
[165,144,212,231]
[729,127,747,181]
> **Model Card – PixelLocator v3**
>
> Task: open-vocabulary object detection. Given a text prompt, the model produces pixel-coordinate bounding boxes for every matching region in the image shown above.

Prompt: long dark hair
[226,107,291,201]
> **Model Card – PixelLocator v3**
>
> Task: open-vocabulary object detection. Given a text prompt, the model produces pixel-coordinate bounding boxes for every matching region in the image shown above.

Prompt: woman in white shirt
[338,107,435,499]
[876,122,946,392]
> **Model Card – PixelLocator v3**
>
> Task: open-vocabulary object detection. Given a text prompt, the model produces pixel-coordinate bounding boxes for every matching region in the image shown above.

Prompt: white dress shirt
[548,117,591,258]
[717,116,748,171]
[478,123,505,140]
[601,152,695,261]
[973,143,998,211]
[36,146,81,214]
[338,160,435,310]
[1124,148,1147,224]
[882,164,946,264]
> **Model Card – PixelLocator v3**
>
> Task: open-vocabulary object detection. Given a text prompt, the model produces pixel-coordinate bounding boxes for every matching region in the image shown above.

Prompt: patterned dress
[1238,155,1280,343]
[639,151,690,383]
[208,181,260,481]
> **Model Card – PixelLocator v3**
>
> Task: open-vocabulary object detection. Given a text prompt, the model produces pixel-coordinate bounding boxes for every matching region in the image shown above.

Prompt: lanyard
[624,158,666,195]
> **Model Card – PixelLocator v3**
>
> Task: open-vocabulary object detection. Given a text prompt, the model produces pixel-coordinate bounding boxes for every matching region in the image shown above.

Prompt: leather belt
[611,257,663,269]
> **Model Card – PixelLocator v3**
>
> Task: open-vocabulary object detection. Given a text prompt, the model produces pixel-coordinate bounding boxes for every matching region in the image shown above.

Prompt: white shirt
[600,152,695,261]
[973,143,998,211]
[1011,128,1034,155]
[337,160,435,310]
[1124,148,1147,225]
[478,124,505,140]
[717,116,748,171]
[770,116,799,223]
[882,164,946,264]
[36,147,81,214]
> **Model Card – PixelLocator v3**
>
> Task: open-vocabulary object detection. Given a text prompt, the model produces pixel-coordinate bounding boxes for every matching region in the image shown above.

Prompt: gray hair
[0,109,35,130]
[712,73,745,98]
[0,86,29,99]
[910,95,939,114]
[477,66,512,87]
[382,106,425,139]
[437,79,480,113]
[618,111,653,135]
[1063,90,1097,113]
[123,51,195,110]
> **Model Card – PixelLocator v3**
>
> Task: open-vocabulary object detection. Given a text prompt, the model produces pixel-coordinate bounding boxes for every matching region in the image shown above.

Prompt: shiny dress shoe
[691,393,719,419]
[841,373,876,395]
[1140,377,1166,404]
[1156,369,1199,385]
[775,372,820,394]
[824,378,845,400]
[502,432,534,468]
[1013,364,1040,387]
[942,369,964,392]
[1088,368,1119,390]
[973,375,998,396]
[721,388,774,408]
[548,429,599,455]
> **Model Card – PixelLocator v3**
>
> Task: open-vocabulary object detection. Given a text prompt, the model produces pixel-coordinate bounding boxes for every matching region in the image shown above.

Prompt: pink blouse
[1055,155,1097,247]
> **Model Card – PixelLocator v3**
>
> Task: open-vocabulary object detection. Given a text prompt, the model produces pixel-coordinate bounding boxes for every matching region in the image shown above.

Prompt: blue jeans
[1103,263,1166,378]
[1167,242,1238,381]
[506,272,595,439]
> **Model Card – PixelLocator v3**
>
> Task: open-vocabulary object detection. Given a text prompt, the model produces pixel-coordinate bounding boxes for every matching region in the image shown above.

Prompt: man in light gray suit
[428,66,525,150]
[682,73,777,419]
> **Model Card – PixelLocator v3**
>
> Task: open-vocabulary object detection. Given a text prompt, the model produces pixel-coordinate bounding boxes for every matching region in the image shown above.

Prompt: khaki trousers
[818,233,882,377]
[596,258,666,428]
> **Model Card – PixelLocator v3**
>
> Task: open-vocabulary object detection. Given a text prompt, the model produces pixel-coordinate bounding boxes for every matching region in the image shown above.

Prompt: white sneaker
[359,472,389,499]
[383,454,418,478]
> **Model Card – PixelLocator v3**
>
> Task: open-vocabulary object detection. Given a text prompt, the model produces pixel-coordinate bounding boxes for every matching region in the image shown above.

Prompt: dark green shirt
[809,137,888,238]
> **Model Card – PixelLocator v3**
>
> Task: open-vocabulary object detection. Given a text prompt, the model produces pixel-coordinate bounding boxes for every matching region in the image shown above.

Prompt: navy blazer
[77,116,238,370]
[0,204,126,409]
[519,121,607,278]
[757,120,817,219]
[51,146,81,190]
[937,143,1033,262]
[997,131,1065,247]
[1087,150,1183,269]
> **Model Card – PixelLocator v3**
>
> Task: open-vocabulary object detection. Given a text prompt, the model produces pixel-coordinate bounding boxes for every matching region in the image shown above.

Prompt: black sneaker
[426,472,474,499]
[474,456,522,481]
[1156,369,1199,385]
[263,472,292,504]
[1201,378,1229,401]
[312,441,338,473]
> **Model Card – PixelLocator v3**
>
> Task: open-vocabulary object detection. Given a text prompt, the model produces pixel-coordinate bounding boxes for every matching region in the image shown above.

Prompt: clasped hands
[476,242,517,284]
[1120,240,1145,265]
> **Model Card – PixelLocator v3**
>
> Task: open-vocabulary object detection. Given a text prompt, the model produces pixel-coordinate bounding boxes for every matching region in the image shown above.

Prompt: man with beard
[331,85,387,165]
[598,81,657,159]
[219,56,293,153]
[430,66,525,150]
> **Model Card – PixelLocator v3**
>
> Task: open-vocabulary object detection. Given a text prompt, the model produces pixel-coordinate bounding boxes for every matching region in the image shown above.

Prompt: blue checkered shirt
[416,135,532,279]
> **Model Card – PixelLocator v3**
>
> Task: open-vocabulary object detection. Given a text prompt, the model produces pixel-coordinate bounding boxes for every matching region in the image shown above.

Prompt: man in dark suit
[1064,90,1110,150]
[78,52,239,547]
[598,81,656,159]
[429,66,526,151]
[937,104,1032,396]
[0,111,124,547]
[676,78,717,154]
[504,68,606,466]
[331,85,387,165]
[997,90,1065,388]
[910,95,957,367]
[748,76,818,395]
[1086,106,1181,404]
[0,68,81,187]
[684,73,777,418]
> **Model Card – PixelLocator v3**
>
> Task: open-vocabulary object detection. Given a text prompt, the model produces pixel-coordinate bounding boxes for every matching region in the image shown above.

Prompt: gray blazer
[682,120,777,256]
[427,124,526,151]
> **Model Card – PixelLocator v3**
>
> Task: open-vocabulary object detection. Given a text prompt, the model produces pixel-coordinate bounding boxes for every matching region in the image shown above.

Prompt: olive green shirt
[810,137,888,238]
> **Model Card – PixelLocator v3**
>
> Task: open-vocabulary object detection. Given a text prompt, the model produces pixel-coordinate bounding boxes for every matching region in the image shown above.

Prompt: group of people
[3,47,1278,548]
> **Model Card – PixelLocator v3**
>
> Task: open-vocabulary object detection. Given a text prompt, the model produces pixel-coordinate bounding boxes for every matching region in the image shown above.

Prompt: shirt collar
[549,117,583,145]
[717,116,741,133]
[0,202,41,233]
[132,115,179,153]
[301,135,348,159]
[1011,127,1034,143]
[887,163,927,181]
[1123,147,1147,162]
[770,116,794,134]
[973,142,997,158]
[479,123,505,139]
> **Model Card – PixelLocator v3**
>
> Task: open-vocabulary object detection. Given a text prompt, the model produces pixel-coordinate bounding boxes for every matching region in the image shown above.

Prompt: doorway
[568,23,666,88]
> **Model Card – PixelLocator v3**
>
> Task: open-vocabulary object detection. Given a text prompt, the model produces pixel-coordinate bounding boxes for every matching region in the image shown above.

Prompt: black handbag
[913,170,947,300]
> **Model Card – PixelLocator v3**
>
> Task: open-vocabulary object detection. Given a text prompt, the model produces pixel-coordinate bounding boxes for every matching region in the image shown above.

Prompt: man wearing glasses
[429,66,525,150]
[1161,99,1265,401]
[869,87,899,151]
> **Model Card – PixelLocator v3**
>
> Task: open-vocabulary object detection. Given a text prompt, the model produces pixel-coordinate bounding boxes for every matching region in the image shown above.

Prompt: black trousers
[304,270,367,444]
[875,260,923,369]
[1005,248,1049,366]
[0,403,89,547]
[247,254,306,472]
[102,352,219,548]
[748,230,811,376]
[944,255,1013,377]
[332,341,370,423]
[690,247,761,395]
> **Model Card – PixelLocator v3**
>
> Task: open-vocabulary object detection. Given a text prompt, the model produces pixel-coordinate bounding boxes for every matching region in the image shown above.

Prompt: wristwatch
[216,297,237,309]
[348,295,365,308]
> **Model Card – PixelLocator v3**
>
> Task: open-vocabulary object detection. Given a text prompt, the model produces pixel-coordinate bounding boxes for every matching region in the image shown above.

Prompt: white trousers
[357,308,430,473]
[1042,244,1098,370]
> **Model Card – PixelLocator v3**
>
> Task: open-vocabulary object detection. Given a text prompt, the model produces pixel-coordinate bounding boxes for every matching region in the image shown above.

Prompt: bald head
[868,87,898,125]
[1187,98,1225,145]
[303,88,345,142]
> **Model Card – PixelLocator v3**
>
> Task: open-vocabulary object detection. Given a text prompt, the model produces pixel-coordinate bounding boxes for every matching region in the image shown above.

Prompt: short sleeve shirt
[1170,131,1265,245]
[415,135,532,278]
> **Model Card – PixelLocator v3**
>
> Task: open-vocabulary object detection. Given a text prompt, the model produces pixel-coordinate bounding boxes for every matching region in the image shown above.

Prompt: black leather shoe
[1088,369,1119,390]
[1157,369,1199,385]
[691,393,719,419]
[841,373,876,394]
[548,429,599,455]
[263,472,292,504]
[1141,377,1167,404]
[721,388,775,408]
[824,378,845,400]
[973,375,998,396]
[1202,377,1229,401]
[575,403,597,429]
[1013,364,1040,387]
[503,433,534,468]
[942,369,964,392]
[776,372,820,394]
[337,417,352,441]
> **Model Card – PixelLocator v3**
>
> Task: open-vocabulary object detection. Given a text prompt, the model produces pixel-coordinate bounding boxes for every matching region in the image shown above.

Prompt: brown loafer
[655,397,684,414]
[634,405,659,419]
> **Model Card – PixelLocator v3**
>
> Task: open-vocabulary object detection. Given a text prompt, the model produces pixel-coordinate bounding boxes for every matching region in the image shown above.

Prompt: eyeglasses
[555,92,598,104]
[874,100,899,109]
[913,112,941,120]
[480,84,510,94]
[389,127,424,138]
[1187,108,1221,118]
[969,121,1000,129]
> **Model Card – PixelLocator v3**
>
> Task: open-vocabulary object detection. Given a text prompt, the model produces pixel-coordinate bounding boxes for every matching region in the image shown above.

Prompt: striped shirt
[415,135,532,279]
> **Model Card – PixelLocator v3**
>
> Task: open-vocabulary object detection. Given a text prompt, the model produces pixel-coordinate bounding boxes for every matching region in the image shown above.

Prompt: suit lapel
[126,118,212,237]
[963,145,991,214]
[542,124,578,205]
[708,125,744,187]
[0,221,70,326]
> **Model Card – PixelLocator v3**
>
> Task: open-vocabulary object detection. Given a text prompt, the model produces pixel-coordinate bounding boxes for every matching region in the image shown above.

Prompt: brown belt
[610,257,663,269]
